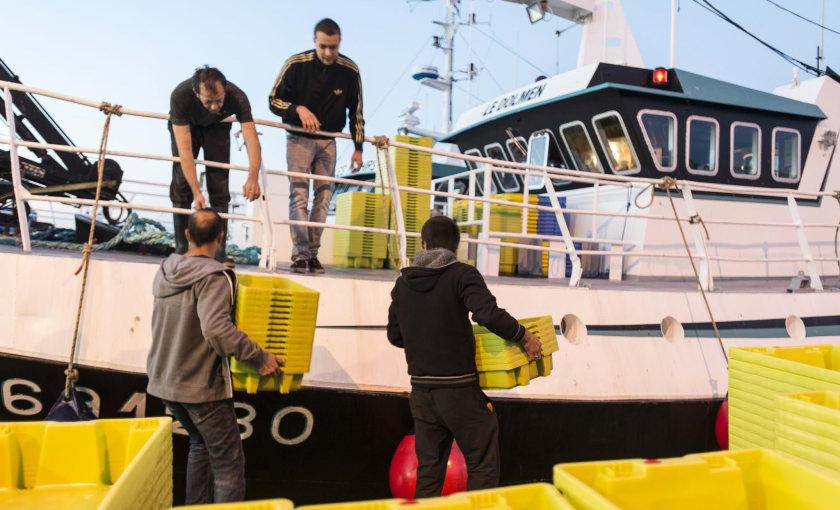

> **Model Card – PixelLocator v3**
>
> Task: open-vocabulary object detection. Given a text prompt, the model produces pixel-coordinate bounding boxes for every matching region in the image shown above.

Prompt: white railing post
[256,161,275,270]
[3,87,31,252]
[542,169,581,287]
[446,178,455,217]
[787,193,824,290]
[382,144,409,268]
[467,171,476,223]
[476,164,499,276]
[682,184,714,291]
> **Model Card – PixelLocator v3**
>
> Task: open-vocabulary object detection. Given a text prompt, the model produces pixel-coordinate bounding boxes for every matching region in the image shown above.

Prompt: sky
[2,0,838,227]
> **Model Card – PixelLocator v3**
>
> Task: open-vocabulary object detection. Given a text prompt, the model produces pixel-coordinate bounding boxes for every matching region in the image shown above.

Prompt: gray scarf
[412,248,458,268]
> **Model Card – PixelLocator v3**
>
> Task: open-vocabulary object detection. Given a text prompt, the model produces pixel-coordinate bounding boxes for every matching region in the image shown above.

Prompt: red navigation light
[652,67,668,85]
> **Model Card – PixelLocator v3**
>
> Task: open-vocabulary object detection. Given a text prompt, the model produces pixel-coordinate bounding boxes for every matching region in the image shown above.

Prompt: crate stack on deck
[333,191,390,269]
[453,193,538,275]
[473,315,558,389]
[376,135,432,263]
[230,274,319,393]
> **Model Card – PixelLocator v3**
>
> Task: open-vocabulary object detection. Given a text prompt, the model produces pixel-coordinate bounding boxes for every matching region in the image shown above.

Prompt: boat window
[463,148,497,195]
[528,129,570,189]
[731,122,761,180]
[559,121,603,174]
[638,110,677,172]
[772,128,801,182]
[686,116,719,175]
[484,143,520,192]
[506,137,527,163]
[592,112,640,174]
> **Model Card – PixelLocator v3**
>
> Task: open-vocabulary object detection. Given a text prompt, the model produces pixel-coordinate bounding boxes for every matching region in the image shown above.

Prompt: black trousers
[168,122,231,260]
[409,384,500,497]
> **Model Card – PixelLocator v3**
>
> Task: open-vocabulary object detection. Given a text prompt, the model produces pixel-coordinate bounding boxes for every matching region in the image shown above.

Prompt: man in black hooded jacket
[387,215,542,497]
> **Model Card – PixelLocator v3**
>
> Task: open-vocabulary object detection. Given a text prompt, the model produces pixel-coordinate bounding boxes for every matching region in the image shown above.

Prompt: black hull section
[0,354,721,504]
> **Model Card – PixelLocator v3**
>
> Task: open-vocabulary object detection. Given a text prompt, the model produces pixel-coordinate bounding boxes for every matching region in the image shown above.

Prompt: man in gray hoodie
[147,208,282,504]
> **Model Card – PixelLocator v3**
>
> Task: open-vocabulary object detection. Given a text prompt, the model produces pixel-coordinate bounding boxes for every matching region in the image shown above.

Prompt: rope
[833,192,840,286]
[64,103,121,397]
[373,136,404,272]
[658,176,727,366]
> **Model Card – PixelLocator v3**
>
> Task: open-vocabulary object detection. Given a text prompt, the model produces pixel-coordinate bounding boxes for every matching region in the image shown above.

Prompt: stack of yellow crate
[376,135,433,262]
[0,417,172,510]
[553,448,840,510]
[230,273,319,393]
[776,391,840,474]
[473,315,559,389]
[453,193,539,275]
[728,345,840,450]
[333,191,390,269]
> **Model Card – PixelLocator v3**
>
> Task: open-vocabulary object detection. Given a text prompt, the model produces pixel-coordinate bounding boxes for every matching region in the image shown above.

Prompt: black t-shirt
[169,79,253,127]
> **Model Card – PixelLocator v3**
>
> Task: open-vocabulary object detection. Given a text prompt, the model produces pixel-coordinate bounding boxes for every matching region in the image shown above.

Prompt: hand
[521,329,542,361]
[242,176,261,202]
[192,191,207,210]
[350,150,363,173]
[258,353,285,377]
[296,105,321,133]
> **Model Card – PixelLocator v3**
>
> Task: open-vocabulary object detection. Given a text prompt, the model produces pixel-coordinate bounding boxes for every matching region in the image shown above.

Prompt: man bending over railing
[169,66,262,265]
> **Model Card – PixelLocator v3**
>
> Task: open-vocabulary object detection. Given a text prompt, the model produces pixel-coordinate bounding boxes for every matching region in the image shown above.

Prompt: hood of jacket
[153,254,229,299]
[400,248,458,293]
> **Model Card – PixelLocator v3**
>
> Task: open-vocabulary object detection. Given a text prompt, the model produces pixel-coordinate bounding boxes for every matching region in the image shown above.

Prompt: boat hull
[0,353,720,504]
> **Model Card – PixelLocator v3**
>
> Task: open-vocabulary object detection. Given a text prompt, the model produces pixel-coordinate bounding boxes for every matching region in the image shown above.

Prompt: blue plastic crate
[536,196,569,236]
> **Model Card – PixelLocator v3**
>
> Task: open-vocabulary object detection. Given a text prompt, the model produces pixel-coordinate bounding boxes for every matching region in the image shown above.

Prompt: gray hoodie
[147,254,268,403]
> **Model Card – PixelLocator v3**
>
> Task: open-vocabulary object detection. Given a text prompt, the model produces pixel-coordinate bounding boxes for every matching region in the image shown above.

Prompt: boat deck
[3,242,834,295]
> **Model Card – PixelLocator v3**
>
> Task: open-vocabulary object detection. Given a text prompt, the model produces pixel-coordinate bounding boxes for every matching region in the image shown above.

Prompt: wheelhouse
[440,63,826,197]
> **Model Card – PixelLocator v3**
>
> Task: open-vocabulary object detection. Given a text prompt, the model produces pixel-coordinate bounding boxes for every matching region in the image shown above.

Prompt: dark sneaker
[308,257,325,274]
[290,260,308,273]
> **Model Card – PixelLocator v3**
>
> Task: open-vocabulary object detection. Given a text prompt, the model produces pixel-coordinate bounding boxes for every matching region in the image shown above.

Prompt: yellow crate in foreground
[179,498,293,509]
[297,483,572,509]
[0,417,172,510]
[554,448,840,510]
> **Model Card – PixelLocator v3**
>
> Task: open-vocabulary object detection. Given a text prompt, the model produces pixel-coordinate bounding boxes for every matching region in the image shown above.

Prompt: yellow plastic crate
[0,418,172,510]
[178,498,293,509]
[297,482,572,509]
[728,348,840,450]
[775,391,840,474]
[554,448,840,510]
[730,345,840,384]
[478,357,554,389]
[230,358,305,394]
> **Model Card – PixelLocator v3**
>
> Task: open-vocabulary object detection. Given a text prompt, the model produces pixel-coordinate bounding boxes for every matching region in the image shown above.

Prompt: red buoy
[389,434,467,498]
[715,400,729,450]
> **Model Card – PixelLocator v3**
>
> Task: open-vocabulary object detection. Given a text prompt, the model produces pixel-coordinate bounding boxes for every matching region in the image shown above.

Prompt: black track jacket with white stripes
[269,50,364,150]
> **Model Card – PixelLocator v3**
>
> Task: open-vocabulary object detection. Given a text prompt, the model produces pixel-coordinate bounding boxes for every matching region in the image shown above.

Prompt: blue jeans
[163,399,245,504]
[286,134,336,261]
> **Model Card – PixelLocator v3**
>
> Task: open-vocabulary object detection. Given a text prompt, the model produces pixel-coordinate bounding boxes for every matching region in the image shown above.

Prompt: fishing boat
[2,0,839,505]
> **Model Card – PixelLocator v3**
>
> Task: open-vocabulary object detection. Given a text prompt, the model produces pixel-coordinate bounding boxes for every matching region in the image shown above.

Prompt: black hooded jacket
[387,253,524,387]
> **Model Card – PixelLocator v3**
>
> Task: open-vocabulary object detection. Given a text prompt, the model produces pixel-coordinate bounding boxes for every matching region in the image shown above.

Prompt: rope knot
[98,102,123,116]
[659,176,677,190]
[373,136,389,150]
[689,214,701,224]
[64,367,79,384]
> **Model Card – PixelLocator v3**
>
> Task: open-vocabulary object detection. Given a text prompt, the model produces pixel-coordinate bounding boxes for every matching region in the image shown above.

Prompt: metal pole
[787,193,823,290]
[542,169,581,287]
[256,162,275,270]
[3,87,31,252]
[443,0,456,133]
[682,184,714,291]
[670,0,677,68]
[382,146,409,268]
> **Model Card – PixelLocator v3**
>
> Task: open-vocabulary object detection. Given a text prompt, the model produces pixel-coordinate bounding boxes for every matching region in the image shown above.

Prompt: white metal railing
[2,79,839,290]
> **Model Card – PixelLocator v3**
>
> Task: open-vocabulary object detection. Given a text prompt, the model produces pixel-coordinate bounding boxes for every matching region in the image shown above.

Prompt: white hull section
[4,248,839,403]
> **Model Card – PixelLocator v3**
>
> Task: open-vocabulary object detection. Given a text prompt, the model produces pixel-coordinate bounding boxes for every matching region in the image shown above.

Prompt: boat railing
[2,80,837,290]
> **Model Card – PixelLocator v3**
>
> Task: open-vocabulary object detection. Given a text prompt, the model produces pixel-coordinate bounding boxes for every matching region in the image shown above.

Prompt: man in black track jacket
[268,17,364,274]
[387,215,542,497]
